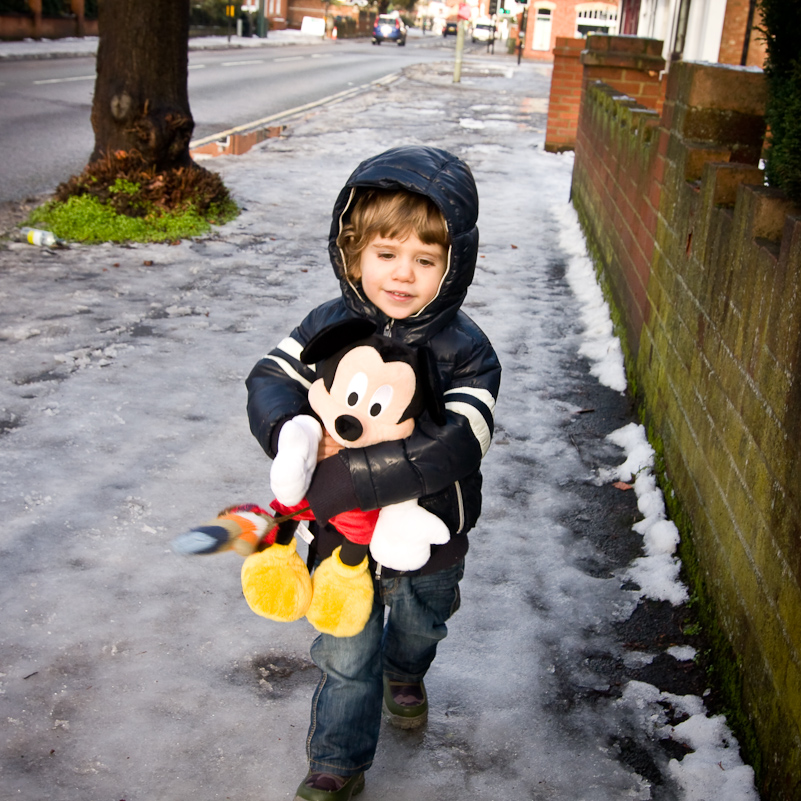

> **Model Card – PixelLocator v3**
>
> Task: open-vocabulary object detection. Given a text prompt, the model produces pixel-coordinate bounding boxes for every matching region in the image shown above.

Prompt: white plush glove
[369,499,450,572]
[270,415,323,506]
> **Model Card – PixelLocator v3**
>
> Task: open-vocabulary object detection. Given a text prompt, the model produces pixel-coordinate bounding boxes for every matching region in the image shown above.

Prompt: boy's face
[358,233,447,320]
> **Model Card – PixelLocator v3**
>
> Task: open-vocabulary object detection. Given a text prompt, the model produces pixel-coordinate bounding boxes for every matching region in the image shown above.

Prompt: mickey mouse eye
[346,372,368,407]
[368,384,394,418]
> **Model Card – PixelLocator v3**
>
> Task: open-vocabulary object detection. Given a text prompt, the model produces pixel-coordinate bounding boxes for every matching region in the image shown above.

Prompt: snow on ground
[0,30,327,60]
[0,45,758,800]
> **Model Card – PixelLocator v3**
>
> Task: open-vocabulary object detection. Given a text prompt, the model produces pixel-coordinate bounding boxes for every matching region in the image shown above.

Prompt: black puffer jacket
[247,146,501,574]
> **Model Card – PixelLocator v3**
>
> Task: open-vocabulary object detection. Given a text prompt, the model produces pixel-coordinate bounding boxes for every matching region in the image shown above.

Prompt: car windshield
[378,15,397,24]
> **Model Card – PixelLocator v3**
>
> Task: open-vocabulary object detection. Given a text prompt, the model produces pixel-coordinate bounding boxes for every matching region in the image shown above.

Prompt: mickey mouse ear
[300,318,377,364]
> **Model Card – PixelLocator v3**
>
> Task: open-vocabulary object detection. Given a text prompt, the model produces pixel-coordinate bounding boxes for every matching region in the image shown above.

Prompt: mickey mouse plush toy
[235,319,449,637]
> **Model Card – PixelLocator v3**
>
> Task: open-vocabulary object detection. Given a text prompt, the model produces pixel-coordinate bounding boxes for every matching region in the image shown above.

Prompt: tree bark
[90,0,194,171]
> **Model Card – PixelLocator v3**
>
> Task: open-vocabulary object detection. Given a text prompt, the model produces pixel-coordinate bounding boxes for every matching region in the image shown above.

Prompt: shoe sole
[382,699,428,730]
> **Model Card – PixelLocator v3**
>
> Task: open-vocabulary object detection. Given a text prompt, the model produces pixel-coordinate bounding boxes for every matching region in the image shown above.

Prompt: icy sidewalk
[0,58,758,800]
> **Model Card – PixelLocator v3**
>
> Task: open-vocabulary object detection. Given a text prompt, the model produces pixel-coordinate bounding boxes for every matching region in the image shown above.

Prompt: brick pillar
[661,60,767,179]
[580,35,666,113]
[544,37,584,153]
[544,34,666,153]
[70,0,85,37]
[29,0,42,39]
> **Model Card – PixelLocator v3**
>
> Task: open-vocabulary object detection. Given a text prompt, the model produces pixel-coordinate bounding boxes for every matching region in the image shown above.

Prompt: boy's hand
[270,415,323,506]
[318,430,343,462]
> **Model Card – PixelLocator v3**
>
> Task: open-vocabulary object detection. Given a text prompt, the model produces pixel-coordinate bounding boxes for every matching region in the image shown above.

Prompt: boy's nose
[391,258,414,280]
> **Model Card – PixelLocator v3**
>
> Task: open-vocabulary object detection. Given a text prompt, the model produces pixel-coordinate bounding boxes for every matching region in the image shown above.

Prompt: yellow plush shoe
[305,547,374,637]
[241,539,313,622]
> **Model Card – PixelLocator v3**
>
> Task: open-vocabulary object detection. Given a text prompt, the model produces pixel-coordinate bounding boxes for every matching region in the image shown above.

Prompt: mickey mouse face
[308,345,417,449]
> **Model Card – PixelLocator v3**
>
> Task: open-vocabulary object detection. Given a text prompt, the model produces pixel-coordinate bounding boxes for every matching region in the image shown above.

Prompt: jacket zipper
[383,320,394,338]
[455,480,465,534]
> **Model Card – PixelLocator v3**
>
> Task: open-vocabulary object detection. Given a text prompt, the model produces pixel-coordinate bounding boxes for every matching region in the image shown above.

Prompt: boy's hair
[336,188,450,282]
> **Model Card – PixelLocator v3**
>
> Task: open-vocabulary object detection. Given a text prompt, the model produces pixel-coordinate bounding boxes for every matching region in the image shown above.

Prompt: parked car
[373,14,407,45]
[442,20,459,36]
[471,21,497,42]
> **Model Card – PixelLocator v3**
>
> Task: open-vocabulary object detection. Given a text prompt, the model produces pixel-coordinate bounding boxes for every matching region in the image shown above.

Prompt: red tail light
[395,18,400,28]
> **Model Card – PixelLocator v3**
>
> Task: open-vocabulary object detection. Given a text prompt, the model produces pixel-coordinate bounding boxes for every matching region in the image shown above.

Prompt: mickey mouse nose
[335,415,363,442]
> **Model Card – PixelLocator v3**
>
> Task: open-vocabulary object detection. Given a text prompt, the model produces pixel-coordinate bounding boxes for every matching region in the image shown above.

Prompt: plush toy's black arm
[305,454,359,522]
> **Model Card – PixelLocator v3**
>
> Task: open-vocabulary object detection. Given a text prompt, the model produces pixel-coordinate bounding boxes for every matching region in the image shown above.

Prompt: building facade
[521,0,619,60]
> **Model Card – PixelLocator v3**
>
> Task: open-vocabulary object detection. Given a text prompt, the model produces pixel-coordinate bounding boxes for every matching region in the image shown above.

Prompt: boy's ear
[301,319,377,365]
[418,347,446,426]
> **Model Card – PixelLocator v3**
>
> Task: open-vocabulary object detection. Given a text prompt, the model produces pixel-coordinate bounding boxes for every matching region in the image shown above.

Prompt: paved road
[0,34,468,204]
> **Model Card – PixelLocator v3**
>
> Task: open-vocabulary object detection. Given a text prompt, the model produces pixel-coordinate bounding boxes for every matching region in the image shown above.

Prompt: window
[575,3,618,36]
[670,0,691,60]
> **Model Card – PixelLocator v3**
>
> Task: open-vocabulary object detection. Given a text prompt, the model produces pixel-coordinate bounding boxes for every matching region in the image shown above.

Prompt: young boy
[246,145,501,801]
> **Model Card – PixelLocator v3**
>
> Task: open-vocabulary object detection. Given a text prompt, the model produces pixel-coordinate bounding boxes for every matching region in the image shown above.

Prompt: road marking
[273,55,303,62]
[222,59,265,67]
[190,72,401,149]
[311,53,333,58]
[34,75,94,85]
[188,64,207,70]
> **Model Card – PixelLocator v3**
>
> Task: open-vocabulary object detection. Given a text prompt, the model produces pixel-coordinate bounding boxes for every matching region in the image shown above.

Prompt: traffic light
[488,0,497,14]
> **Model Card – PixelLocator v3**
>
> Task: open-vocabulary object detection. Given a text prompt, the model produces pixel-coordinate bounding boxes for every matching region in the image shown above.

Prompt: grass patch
[26,191,235,244]
[22,152,238,244]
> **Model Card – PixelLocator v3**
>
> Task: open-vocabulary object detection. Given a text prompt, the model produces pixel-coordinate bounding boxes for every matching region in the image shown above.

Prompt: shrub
[0,0,29,13]
[759,0,801,203]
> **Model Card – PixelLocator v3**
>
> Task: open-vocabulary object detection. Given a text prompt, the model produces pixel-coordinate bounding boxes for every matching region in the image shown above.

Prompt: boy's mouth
[385,290,414,300]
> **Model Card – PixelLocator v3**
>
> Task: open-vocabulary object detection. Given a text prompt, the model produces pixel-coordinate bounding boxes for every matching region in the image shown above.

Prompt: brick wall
[286,0,326,30]
[545,34,665,153]
[571,83,662,352]
[718,0,766,67]
[0,13,97,40]
[570,58,801,800]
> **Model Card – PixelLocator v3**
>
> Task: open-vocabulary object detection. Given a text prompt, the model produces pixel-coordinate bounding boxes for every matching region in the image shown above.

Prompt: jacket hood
[328,145,479,343]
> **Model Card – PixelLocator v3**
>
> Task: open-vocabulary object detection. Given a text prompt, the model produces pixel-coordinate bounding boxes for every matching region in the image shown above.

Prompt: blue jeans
[306,560,464,776]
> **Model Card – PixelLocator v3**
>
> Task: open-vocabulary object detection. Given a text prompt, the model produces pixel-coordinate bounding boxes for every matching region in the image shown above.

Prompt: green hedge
[0,0,30,13]
[760,0,801,203]
[0,0,97,18]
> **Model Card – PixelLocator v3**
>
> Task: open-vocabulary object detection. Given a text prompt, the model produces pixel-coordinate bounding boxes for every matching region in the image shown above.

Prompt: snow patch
[617,682,758,801]
[556,203,627,393]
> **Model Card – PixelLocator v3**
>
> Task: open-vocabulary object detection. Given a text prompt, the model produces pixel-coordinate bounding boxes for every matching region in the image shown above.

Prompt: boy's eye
[345,372,368,407]
[367,385,394,418]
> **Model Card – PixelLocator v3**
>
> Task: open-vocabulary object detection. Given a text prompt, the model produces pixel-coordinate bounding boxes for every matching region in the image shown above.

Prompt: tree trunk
[90,0,194,171]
